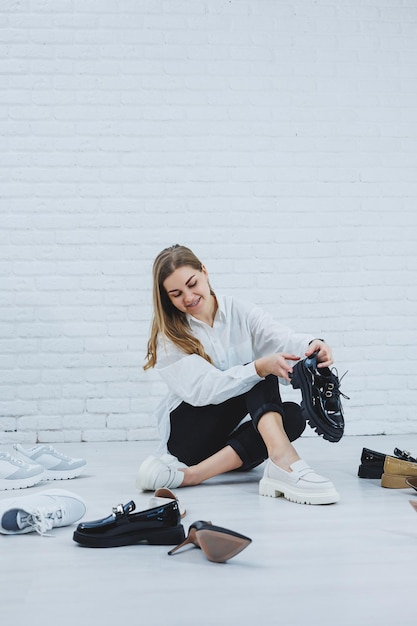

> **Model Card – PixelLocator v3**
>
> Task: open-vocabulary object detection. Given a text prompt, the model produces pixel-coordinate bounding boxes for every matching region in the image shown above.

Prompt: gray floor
[1,434,416,626]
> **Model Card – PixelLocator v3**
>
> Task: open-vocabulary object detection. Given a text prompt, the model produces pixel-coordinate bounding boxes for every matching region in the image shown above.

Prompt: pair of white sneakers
[0,444,87,491]
[0,445,88,535]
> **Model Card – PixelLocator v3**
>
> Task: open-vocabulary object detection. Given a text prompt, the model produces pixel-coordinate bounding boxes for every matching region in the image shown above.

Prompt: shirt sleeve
[246,302,313,360]
[156,340,262,407]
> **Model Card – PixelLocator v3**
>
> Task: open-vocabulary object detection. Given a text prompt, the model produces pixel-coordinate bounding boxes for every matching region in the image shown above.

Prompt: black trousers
[167,375,306,471]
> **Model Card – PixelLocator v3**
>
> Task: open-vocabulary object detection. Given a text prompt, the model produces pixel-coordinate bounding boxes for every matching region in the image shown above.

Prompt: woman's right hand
[255,353,301,382]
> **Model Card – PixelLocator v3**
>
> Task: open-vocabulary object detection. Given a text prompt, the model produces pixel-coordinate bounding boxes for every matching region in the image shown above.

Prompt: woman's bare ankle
[269,450,301,472]
[178,467,201,487]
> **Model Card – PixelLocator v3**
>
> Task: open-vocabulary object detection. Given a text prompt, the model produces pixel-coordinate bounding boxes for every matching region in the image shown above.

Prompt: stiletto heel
[168,526,199,555]
[168,520,252,563]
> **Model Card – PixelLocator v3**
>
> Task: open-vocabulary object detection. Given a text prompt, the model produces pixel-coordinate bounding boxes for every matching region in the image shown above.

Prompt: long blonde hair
[144,245,214,370]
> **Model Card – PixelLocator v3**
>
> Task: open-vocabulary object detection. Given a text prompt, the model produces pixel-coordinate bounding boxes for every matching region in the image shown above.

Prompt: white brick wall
[1,0,417,443]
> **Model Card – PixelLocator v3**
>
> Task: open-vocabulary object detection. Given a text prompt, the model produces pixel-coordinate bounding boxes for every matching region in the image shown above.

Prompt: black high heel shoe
[168,520,252,563]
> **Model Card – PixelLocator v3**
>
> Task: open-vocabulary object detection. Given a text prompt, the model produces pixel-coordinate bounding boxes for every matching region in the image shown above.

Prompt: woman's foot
[136,456,186,491]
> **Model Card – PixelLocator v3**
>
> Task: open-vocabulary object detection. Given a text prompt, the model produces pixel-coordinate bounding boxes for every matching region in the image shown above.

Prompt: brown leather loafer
[406,476,417,492]
[381,457,417,489]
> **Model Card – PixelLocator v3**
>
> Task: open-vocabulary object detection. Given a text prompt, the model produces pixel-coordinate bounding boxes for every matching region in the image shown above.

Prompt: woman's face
[163,265,213,320]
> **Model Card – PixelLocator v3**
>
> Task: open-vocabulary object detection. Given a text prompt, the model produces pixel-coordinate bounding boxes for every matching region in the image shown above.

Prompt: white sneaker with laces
[0,488,86,535]
[0,452,45,491]
[259,458,339,505]
[136,455,185,491]
[13,444,86,480]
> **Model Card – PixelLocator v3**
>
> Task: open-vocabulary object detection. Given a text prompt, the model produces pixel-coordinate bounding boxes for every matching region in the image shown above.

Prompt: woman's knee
[246,376,284,430]
[228,424,268,470]
[282,402,306,441]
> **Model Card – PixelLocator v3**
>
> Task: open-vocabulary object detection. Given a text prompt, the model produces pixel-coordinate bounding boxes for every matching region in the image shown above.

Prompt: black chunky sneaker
[290,353,348,443]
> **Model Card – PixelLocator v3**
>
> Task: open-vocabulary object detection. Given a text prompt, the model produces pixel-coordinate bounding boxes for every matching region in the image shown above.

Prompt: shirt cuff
[246,360,264,382]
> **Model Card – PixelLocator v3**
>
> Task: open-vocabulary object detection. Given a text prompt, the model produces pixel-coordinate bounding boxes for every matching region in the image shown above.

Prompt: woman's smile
[186,296,202,309]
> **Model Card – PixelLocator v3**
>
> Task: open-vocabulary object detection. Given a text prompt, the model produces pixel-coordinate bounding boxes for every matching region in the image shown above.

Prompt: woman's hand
[255,353,301,382]
[305,340,333,368]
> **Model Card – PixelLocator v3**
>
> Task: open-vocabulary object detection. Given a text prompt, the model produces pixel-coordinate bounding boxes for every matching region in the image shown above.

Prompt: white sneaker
[13,444,86,480]
[0,451,45,491]
[259,459,340,505]
[136,456,185,491]
[0,488,86,535]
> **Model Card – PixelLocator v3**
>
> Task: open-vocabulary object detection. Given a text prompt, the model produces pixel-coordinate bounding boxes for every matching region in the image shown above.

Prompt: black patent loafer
[73,499,185,548]
[358,447,417,479]
[358,448,386,478]
[290,353,348,443]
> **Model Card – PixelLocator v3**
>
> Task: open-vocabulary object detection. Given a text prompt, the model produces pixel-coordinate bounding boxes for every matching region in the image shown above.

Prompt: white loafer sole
[259,476,339,505]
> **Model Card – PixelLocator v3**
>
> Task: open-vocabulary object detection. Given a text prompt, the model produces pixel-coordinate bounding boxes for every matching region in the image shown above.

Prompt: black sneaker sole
[290,359,344,443]
[73,524,186,548]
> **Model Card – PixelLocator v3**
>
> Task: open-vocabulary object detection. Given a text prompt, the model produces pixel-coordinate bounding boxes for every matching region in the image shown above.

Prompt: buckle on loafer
[112,501,136,517]
[394,448,417,463]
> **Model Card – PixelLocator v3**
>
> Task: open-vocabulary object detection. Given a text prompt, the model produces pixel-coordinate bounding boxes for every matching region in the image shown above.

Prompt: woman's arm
[246,303,312,359]
[254,340,333,382]
[254,352,300,382]
[246,302,333,380]
[305,339,333,367]
[157,352,262,406]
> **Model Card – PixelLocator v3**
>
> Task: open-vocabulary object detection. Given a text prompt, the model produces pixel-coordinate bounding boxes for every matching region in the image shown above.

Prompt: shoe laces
[0,452,30,468]
[327,369,349,400]
[42,446,74,461]
[25,506,64,536]
[314,368,350,412]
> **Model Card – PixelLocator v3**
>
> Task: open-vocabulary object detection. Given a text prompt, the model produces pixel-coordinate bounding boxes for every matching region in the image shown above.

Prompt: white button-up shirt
[154,294,313,453]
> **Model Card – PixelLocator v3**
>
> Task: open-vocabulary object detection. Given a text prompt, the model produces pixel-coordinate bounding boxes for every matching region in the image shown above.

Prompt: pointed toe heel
[196,528,251,563]
[168,520,251,563]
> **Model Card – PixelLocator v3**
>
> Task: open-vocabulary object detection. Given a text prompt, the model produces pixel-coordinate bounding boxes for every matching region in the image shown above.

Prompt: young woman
[136,244,340,505]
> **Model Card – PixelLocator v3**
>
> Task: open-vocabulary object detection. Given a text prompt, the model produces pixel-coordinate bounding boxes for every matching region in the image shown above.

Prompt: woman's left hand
[305,340,333,368]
